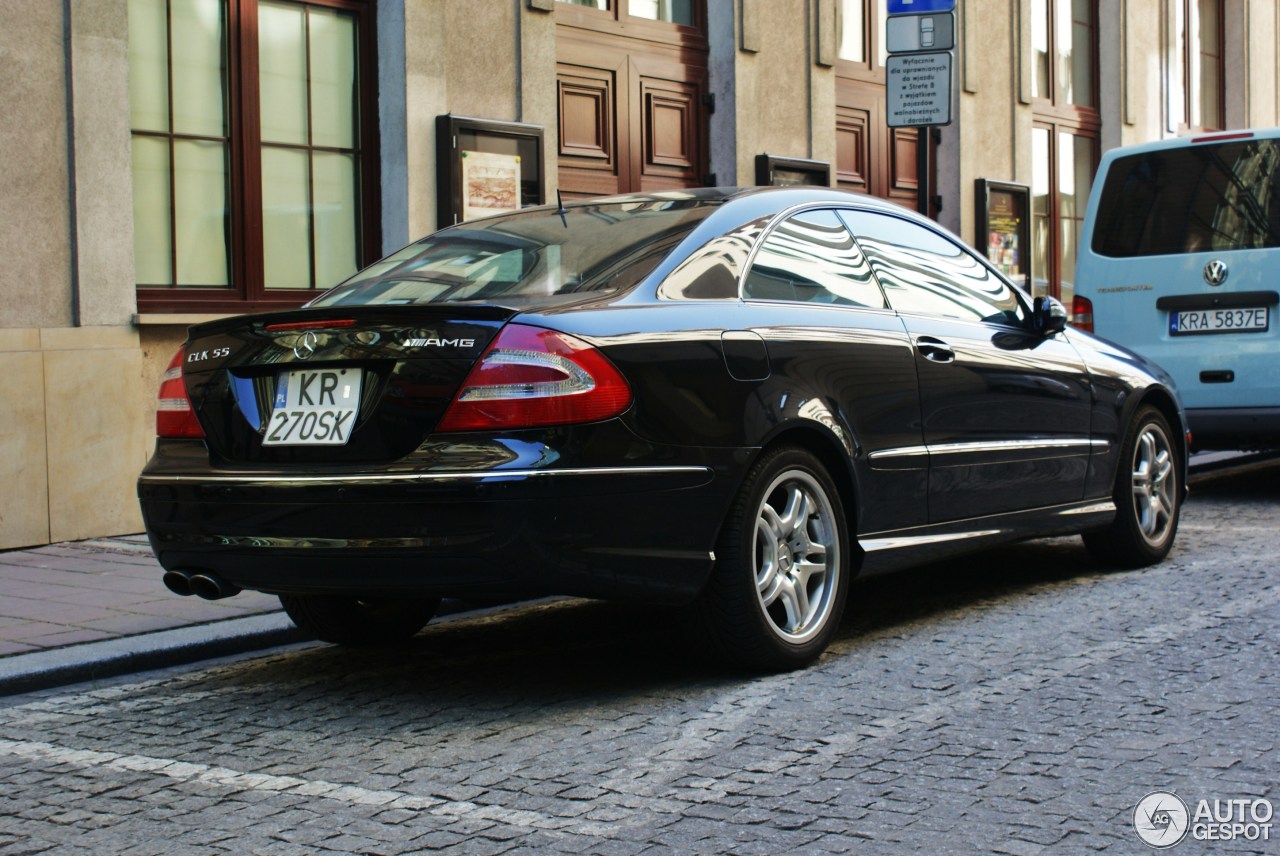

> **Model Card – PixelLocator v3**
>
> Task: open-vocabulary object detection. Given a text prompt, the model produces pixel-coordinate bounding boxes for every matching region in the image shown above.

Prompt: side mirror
[1033,296,1068,336]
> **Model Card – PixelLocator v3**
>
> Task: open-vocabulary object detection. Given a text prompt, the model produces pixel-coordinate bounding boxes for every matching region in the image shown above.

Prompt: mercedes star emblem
[293,330,319,360]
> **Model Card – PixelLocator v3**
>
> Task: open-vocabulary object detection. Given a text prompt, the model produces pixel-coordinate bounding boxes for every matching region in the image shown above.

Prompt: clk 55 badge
[186,347,231,363]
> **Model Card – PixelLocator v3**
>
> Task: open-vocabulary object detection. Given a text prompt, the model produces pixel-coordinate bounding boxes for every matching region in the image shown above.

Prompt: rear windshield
[1091,138,1280,258]
[310,197,716,307]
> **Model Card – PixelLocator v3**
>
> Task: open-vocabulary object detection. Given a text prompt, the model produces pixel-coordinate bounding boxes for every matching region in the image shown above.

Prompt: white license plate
[263,368,362,446]
[1169,306,1269,335]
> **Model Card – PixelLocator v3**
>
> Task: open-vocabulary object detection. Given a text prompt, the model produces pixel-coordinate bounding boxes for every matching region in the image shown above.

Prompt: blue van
[1073,129,1280,450]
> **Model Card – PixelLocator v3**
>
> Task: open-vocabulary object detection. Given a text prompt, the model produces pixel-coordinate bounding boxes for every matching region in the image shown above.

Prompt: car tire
[695,446,850,671]
[279,594,440,646]
[1083,405,1182,568]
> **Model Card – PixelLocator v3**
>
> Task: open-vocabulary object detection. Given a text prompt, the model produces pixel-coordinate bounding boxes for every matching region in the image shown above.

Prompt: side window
[744,209,887,309]
[841,210,1027,325]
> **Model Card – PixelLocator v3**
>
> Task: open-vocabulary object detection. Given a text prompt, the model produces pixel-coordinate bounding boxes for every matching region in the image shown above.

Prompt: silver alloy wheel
[753,468,840,644]
[1130,421,1176,546]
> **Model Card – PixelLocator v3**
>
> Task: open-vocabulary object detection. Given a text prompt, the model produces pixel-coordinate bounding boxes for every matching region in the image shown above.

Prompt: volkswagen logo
[1203,259,1229,287]
[292,330,319,360]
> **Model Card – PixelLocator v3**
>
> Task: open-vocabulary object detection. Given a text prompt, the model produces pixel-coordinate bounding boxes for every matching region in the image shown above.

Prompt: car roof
[1097,127,1280,162]
[565,185,912,215]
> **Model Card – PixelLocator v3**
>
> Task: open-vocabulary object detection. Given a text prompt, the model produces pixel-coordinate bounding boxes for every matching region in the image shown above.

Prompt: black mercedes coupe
[138,187,1187,670]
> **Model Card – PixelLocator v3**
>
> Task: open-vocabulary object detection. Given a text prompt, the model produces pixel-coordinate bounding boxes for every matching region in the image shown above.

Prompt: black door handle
[915,336,955,364]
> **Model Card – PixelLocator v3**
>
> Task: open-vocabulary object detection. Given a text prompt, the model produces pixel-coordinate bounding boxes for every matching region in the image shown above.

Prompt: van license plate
[263,369,362,446]
[1169,306,1269,336]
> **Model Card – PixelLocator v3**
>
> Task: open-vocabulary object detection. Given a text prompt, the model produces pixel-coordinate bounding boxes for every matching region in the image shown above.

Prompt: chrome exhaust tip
[162,570,194,597]
[189,572,241,601]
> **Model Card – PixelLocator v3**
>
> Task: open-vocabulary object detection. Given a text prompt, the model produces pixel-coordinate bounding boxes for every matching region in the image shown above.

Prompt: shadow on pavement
[179,535,1109,728]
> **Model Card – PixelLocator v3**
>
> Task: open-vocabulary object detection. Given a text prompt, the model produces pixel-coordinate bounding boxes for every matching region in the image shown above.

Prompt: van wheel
[1084,406,1182,567]
[695,446,849,671]
[280,594,439,646]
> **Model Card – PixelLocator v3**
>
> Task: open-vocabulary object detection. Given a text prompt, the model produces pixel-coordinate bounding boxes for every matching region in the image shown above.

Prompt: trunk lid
[181,305,515,465]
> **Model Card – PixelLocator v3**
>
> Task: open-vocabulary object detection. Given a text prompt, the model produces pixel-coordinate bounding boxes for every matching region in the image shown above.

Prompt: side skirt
[856,499,1116,578]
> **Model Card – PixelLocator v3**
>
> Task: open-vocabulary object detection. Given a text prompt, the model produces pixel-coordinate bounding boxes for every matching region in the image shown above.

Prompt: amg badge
[403,338,476,348]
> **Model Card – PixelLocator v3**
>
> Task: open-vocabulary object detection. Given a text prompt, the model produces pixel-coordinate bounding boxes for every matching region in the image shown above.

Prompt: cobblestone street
[1,465,1276,854]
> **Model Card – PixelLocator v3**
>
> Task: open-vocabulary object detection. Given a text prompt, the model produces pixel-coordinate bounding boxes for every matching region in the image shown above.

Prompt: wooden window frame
[1030,0,1100,126]
[1032,120,1097,303]
[135,0,380,316]
[836,0,886,85]
[1031,0,1098,300]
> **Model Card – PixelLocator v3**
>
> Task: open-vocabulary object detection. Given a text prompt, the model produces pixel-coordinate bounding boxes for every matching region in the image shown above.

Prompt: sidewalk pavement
[0,536,303,696]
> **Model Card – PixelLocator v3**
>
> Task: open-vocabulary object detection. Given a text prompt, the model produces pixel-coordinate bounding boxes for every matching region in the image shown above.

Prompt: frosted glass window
[132,137,173,285]
[259,2,309,145]
[262,148,312,289]
[839,0,884,64]
[1032,0,1092,107]
[173,140,229,286]
[1192,0,1222,129]
[1031,128,1050,299]
[129,0,371,305]
[629,0,694,25]
[130,0,230,290]
[839,0,865,62]
[1057,133,1094,303]
[1064,0,1093,107]
[258,3,361,290]
[170,0,227,136]
[309,9,356,149]
[128,0,169,132]
[876,1,887,66]
[313,153,359,287]
[1031,0,1049,99]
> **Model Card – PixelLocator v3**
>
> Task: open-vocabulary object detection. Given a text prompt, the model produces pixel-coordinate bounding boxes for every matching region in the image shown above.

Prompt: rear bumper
[1186,407,1280,451]
[138,460,735,604]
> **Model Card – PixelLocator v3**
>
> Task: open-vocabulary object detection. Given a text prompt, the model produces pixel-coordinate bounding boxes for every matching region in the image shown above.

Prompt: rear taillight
[437,324,632,432]
[1069,295,1094,333]
[156,348,204,438]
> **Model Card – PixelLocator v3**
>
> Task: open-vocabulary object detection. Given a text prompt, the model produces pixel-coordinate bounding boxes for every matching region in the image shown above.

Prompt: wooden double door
[553,24,924,208]
[556,29,709,199]
[836,77,926,210]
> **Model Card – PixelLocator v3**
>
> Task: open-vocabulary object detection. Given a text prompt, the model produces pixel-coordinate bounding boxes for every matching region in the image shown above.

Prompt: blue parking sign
[887,0,956,12]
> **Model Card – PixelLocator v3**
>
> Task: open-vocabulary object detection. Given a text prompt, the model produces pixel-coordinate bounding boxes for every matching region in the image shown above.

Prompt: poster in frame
[461,150,521,221]
[437,115,545,226]
[975,179,1032,291]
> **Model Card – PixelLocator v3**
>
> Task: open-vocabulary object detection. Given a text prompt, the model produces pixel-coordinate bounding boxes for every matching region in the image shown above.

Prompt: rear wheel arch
[749,423,861,543]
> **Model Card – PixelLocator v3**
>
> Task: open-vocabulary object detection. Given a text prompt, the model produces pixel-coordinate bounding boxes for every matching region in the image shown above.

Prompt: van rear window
[1092,139,1280,257]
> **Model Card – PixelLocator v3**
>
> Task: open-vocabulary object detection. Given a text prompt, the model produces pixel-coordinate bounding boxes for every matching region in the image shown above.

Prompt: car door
[840,209,1094,522]
[740,207,927,534]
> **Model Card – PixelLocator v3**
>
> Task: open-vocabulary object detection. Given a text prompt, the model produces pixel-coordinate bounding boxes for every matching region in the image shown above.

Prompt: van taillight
[1069,296,1094,333]
[156,348,205,438]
